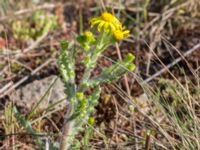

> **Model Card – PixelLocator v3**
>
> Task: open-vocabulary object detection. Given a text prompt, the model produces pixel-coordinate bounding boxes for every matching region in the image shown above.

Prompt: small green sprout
[12,11,57,41]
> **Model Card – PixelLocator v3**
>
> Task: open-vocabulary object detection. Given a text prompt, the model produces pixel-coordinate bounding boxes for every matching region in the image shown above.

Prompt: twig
[0,59,55,98]
[115,43,131,96]
[142,43,200,84]
[100,0,106,11]
[0,81,13,95]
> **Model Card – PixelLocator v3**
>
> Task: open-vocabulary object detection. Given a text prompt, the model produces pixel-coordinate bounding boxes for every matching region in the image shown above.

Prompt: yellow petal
[123,30,130,38]
[97,21,105,32]
[90,18,101,27]
[101,12,115,22]
[109,23,116,31]
[104,23,109,32]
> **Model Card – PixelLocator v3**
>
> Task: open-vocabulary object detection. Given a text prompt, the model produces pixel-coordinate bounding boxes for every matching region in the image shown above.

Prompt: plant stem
[60,103,74,150]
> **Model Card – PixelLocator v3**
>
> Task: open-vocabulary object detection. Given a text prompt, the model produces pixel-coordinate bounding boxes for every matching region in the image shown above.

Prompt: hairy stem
[60,102,74,150]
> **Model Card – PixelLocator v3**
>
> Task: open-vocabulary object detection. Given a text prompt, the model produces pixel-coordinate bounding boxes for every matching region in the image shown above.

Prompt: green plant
[58,12,135,149]
[12,10,57,41]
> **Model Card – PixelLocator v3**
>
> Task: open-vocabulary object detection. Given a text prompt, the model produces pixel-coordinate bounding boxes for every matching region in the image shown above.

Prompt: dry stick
[0,59,54,98]
[115,43,131,96]
[0,81,13,94]
[100,0,106,11]
[142,43,200,84]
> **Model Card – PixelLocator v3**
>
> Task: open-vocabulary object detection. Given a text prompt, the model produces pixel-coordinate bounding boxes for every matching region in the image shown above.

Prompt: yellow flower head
[113,29,130,41]
[101,12,116,22]
[90,12,122,32]
[84,31,95,42]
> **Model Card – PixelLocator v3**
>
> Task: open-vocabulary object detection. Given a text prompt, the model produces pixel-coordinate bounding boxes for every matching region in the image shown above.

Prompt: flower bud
[76,92,84,100]
[127,64,135,71]
[88,117,95,125]
[125,53,135,62]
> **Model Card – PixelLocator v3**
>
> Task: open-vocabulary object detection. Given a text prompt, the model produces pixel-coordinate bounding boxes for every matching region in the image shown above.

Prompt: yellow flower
[84,31,95,42]
[90,12,122,32]
[113,29,130,41]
